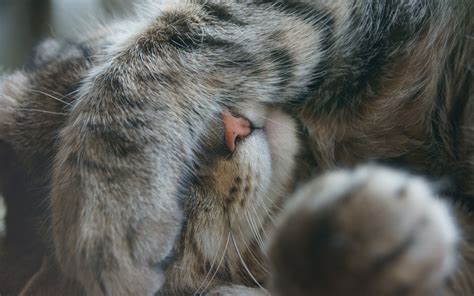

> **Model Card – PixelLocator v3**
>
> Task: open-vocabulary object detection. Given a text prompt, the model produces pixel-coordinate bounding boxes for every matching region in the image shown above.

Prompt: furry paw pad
[269,165,458,296]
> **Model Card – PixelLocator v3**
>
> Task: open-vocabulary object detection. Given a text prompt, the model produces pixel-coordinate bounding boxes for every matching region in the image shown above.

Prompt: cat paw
[269,165,458,296]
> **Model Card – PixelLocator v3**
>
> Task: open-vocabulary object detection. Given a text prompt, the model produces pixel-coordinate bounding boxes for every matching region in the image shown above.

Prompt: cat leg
[268,165,458,296]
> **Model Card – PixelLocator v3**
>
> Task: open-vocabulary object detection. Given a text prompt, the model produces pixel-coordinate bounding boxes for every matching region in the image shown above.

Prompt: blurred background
[0,0,132,71]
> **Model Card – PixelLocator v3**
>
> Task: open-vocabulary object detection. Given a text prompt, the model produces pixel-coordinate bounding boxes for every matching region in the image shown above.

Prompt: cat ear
[0,72,27,141]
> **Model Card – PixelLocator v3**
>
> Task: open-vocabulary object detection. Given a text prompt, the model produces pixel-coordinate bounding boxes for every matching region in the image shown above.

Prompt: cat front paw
[269,165,458,296]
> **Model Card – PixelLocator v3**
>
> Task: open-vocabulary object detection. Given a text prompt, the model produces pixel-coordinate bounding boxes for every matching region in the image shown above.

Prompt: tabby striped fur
[0,0,472,295]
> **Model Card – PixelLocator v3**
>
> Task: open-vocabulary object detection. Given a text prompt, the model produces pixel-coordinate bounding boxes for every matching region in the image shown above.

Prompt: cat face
[0,38,302,293]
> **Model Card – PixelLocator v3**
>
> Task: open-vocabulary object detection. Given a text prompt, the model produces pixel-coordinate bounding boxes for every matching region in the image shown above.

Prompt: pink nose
[222,109,252,152]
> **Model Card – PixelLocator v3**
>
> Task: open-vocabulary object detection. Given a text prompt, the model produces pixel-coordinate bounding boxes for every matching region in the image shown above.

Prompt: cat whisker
[194,228,226,295]
[0,107,69,116]
[244,205,271,271]
[38,86,78,101]
[230,232,270,295]
[245,243,270,275]
[257,188,282,225]
[195,231,232,296]
[240,236,270,277]
[255,114,304,135]
[245,206,266,251]
[256,209,271,247]
[260,186,284,213]
[28,89,73,106]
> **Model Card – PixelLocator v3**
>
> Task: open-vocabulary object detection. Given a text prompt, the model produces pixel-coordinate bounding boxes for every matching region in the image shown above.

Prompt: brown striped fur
[0,0,473,295]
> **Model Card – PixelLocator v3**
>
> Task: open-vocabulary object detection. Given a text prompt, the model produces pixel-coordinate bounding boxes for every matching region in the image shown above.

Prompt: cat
[0,0,473,295]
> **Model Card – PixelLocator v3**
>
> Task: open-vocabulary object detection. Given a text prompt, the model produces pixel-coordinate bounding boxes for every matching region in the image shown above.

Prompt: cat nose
[222,109,253,152]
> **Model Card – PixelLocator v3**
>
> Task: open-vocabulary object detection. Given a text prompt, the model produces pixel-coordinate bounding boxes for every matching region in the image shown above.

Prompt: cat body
[0,0,473,295]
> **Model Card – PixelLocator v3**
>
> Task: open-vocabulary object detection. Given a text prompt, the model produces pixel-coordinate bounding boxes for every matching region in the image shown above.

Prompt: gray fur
[0,0,473,295]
